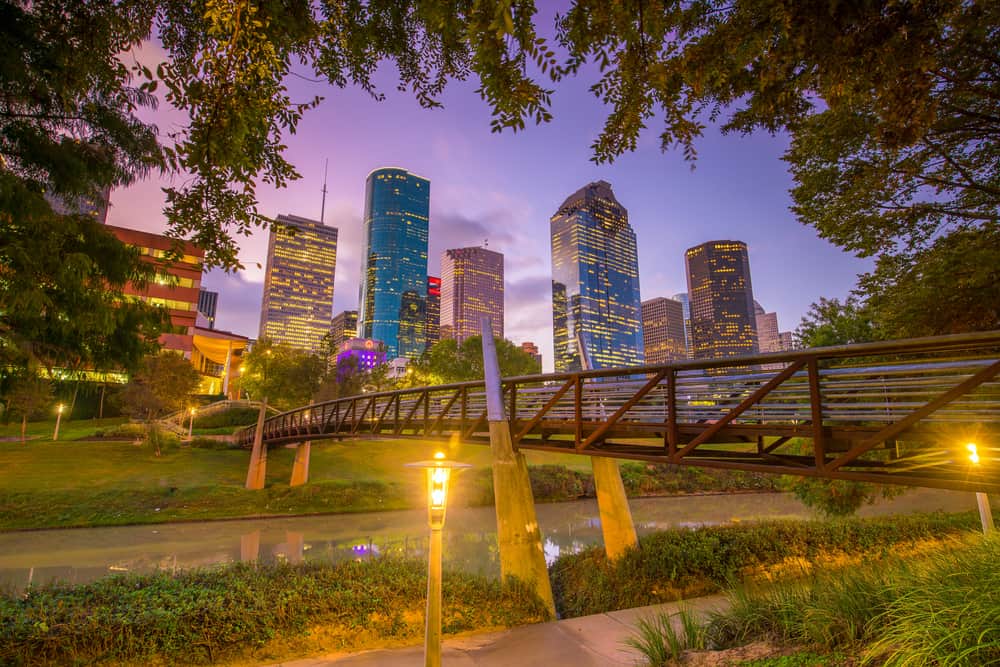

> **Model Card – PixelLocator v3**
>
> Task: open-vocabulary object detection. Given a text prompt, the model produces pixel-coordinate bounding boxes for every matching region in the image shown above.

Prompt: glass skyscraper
[259,214,338,352]
[550,181,644,372]
[358,167,430,360]
[685,240,758,360]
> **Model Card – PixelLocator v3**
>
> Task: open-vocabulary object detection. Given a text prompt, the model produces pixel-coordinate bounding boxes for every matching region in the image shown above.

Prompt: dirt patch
[680,641,800,665]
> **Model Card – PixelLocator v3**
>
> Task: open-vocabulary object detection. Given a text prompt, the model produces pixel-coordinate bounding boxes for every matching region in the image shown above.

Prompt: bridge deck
[237,331,1000,493]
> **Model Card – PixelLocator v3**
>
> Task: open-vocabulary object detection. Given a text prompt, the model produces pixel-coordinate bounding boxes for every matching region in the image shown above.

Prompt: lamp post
[237,364,246,400]
[188,407,196,440]
[406,452,471,667]
[53,403,64,441]
[966,443,994,534]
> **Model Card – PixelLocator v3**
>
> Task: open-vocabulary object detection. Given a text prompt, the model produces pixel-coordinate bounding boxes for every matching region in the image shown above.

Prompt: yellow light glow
[430,487,446,508]
[967,443,980,465]
[434,451,445,460]
[57,404,64,414]
[190,407,196,415]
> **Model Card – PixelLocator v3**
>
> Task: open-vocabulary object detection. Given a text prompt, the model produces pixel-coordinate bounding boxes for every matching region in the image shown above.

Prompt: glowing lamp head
[56,403,64,415]
[190,407,197,416]
[967,443,980,465]
[406,453,471,528]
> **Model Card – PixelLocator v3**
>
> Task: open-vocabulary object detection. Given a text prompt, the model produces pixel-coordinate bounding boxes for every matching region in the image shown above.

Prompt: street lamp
[53,403,64,441]
[188,407,196,440]
[405,452,471,667]
[966,442,993,534]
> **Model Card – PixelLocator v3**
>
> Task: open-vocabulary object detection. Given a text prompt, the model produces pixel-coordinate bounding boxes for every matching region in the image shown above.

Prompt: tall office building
[779,331,795,351]
[440,247,504,343]
[685,240,758,360]
[754,304,782,354]
[641,297,687,364]
[329,309,358,352]
[551,181,644,371]
[197,289,218,330]
[425,276,441,351]
[358,167,430,360]
[259,214,338,352]
[672,292,692,355]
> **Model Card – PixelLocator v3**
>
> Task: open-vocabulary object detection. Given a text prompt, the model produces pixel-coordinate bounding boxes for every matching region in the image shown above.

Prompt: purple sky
[108,32,870,372]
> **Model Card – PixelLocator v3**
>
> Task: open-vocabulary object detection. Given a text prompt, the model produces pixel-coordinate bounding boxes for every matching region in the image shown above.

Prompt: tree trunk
[69,381,80,420]
[20,415,27,445]
[98,384,106,419]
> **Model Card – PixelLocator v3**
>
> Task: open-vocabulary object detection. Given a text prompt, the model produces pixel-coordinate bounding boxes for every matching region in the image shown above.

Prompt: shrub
[549,512,981,618]
[192,407,261,429]
[186,436,236,450]
[0,558,549,666]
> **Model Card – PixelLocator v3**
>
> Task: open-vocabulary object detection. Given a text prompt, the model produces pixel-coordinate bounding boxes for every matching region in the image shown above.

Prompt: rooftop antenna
[320,158,329,224]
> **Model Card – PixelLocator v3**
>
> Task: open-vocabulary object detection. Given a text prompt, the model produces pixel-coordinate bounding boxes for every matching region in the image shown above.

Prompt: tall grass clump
[704,534,999,665]
[623,607,706,665]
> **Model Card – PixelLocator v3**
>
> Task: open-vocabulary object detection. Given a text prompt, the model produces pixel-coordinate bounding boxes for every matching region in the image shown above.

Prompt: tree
[412,336,542,385]
[2,372,53,444]
[121,353,200,455]
[5,1,996,339]
[240,342,326,411]
[784,299,903,516]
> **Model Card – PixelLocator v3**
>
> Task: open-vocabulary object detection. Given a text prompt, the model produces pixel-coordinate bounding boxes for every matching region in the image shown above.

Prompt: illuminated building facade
[440,247,504,343]
[685,240,758,360]
[754,303,782,354]
[358,167,430,360]
[259,214,338,352]
[107,225,204,355]
[641,297,688,364]
[426,276,441,351]
[329,310,358,353]
[779,331,795,351]
[335,338,387,381]
[551,181,644,371]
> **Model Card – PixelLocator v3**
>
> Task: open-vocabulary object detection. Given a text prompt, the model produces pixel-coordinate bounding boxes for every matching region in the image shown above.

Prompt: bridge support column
[977,492,994,534]
[290,442,311,486]
[591,456,638,560]
[245,399,268,490]
[482,319,556,618]
[240,530,260,562]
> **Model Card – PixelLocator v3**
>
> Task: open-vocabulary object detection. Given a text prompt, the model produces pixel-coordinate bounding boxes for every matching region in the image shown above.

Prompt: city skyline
[107,33,872,371]
[440,246,504,344]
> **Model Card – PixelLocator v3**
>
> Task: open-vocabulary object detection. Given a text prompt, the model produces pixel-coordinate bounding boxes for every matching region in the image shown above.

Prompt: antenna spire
[320,159,329,224]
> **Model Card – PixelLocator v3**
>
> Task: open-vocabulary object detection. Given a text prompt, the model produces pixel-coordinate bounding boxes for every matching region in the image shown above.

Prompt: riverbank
[0,428,779,531]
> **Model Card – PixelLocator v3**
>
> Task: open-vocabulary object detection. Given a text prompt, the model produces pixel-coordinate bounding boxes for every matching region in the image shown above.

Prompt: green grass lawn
[0,417,596,530]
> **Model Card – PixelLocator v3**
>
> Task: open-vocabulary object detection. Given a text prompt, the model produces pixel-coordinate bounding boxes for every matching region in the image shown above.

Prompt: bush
[186,437,237,450]
[192,407,261,429]
[456,465,590,506]
[619,463,778,495]
[0,558,550,666]
[549,512,981,618]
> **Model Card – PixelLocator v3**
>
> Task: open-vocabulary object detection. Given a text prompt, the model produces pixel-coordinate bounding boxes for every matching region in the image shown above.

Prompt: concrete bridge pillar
[290,442,311,486]
[245,399,268,490]
[591,456,638,560]
[482,319,556,618]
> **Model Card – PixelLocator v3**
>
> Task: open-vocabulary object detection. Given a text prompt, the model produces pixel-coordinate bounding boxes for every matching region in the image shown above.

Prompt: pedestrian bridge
[237,331,1000,494]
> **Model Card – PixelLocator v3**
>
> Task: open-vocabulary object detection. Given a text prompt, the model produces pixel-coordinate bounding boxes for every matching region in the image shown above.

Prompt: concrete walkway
[268,595,728,667]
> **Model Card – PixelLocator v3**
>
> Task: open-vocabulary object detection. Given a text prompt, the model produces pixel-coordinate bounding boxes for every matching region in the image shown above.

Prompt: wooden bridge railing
[236,330,1000,493]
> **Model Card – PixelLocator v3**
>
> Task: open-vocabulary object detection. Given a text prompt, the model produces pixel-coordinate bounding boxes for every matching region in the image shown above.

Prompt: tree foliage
[239,341,326,411]
[411,336,542,385]
[2,372,53,444]
[121,352,200,455]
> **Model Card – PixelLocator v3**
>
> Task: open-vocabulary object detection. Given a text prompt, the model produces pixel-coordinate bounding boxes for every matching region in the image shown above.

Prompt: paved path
[268,594,728,667]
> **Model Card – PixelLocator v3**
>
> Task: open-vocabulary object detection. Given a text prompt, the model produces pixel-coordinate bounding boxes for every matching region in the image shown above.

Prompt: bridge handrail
[239,330,1000,439]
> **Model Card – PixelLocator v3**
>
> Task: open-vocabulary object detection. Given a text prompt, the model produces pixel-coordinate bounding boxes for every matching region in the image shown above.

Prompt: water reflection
[0,488,976,594]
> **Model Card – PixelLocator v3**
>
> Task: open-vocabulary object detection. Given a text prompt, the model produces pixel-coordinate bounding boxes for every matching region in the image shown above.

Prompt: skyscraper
[551,181,644,371]
[754,301,782,354]
[685,240,758,360]
[672,291,692,356]
[440,246,504,343]
[425,276,441,351]
[358,167,430,360]
[259,214,338,352]
[329,309,358,352]
[641,297,687,364]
